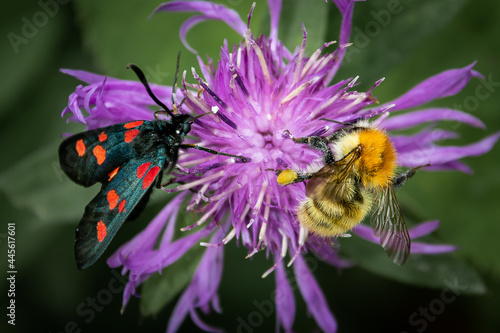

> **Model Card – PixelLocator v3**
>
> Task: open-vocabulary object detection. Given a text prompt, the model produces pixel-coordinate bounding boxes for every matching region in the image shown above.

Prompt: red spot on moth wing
[96,220,107,242]
[98,131,107,142]
[136,162,151,179]
[142,166,161,190]
[108,166,120,181]
[93,145,106,165]
[124,120,144,129]
[124,129,140,143]
[118,199,126,213]
[76,139,86,156]
[107,189,119,210]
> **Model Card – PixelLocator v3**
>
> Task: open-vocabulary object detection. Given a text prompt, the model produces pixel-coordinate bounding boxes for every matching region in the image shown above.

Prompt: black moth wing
[74,148,167,269]
[58,121,146,187]
[370,185,411,265]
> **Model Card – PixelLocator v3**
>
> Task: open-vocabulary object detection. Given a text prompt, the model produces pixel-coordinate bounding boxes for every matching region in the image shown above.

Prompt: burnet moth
[59,54,247,269]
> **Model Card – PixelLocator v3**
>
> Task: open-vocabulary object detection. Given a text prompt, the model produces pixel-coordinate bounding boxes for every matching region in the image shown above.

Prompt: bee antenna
[319,118,352,126]
[126,63,174,117]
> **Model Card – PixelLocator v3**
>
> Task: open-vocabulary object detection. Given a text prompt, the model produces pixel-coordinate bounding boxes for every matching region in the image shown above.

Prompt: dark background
[1,0,500,332]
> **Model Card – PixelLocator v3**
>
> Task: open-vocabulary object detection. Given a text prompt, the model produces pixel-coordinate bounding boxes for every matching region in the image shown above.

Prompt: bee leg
[180,144,248,163]
[276,168,316,185]
[392,165,428,188]
[290,171,316,182]
[292,136,335,165]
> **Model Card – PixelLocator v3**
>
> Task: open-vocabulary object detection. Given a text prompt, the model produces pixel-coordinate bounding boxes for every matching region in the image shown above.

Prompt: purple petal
[167,286,195,333]
[379,63,482,112]
[194,247,224,307]
[60,68,106,84]
[267,0,282,44]
[408,220,439,239]
[424,161,473,174]
[382,108,485,130]
[354,223,458,255]
[397,132,500,168]
[152,1,247,41]
[61,71,173,129]
[353,225,378,243]
[358,222,437,242]
[190,309,224,333]
[275,262,295,332]
[166,231,225,333]
[325,0,356,81]
[308,239,354,268]
[393,128,460,152]
[294,255,337,333]
[107,193,187,268]
[411,243,458,254]
[135,229,209,274]
[178,16,208,54]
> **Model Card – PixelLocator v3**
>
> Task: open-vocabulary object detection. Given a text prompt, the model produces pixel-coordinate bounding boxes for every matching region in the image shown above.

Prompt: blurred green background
[1,0,500,332]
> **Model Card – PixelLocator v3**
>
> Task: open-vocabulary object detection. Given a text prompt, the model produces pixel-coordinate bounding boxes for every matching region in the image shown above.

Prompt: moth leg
[180,144,248,163]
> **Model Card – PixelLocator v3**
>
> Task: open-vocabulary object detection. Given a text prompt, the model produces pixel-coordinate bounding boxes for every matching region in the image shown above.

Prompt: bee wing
[370,186,411,265]
[305,152,359,200]
[305,164,337,198]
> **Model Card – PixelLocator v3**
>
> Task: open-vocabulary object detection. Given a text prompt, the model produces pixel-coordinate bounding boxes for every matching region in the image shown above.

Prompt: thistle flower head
[60,1,499,332]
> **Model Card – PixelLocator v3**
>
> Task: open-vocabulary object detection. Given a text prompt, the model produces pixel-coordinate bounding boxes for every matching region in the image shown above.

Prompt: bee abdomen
[297,189,373,237]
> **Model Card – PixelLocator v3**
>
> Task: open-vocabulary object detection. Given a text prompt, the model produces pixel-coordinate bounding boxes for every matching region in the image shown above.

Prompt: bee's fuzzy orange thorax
[357,128,396,189]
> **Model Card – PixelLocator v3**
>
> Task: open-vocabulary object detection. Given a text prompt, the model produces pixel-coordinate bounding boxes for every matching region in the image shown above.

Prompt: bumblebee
[277,120,423,265]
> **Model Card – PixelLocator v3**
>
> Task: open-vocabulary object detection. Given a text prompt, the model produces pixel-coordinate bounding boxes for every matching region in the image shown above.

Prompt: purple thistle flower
[60,0,499,332]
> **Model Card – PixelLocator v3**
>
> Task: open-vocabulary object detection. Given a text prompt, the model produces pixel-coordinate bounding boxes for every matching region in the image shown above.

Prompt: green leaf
[140,242,206,317]
[340,234,486,295]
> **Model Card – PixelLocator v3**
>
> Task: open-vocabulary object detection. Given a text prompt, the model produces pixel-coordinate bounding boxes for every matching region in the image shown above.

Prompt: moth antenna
[126,63,174,117]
